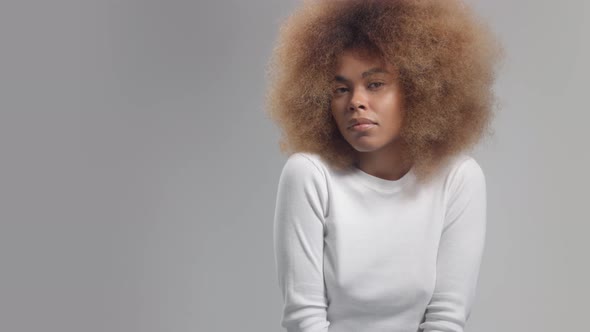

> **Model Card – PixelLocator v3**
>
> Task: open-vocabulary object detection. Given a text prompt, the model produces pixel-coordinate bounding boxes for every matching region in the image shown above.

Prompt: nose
[348,88,367,111]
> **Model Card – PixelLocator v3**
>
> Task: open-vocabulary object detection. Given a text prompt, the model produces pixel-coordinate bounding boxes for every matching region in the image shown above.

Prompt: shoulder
[277,153,330,214]
[445,154,485,184]
[281,152,327,179]
[443,154,487,204]
[278,152,328,188]
[458,155,485,182]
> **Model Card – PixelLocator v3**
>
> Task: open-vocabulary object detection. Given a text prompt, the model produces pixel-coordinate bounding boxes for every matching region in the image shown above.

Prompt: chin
[352,146,383,153]
[346,135,401,153]
[348,140,385,153]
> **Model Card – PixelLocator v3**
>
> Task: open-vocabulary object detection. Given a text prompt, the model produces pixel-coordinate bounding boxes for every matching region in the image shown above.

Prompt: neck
[355,139,413,181]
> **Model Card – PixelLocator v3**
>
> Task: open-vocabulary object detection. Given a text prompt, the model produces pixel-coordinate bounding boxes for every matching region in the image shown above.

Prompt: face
[330,49,405,153]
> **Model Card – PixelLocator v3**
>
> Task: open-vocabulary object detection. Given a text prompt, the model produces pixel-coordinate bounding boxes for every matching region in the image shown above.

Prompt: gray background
[0,0,587,331]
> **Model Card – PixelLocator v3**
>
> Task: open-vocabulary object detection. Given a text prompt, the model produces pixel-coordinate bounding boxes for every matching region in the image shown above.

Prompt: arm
[419,158,487,332]
[273,153,330,332]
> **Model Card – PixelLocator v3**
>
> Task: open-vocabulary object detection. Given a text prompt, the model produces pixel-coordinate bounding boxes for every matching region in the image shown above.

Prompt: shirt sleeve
[273,153,331,332]
[419,158,487,332]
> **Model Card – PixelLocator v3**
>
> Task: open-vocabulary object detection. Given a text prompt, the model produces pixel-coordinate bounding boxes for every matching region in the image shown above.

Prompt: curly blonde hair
[264,0,505,183]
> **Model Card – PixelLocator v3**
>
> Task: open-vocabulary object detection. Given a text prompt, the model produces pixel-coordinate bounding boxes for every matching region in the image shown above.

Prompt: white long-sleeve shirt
[273,152,487,332]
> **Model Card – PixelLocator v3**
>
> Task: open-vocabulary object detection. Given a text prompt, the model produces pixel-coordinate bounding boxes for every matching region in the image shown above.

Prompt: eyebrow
[334,67,392,83]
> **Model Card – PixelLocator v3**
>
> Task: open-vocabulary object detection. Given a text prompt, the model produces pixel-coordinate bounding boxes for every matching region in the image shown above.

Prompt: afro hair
[264,0,505,183]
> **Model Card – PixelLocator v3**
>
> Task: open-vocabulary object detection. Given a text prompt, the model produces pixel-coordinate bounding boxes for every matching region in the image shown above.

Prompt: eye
[368,82,385,89]
[333,87,349,94]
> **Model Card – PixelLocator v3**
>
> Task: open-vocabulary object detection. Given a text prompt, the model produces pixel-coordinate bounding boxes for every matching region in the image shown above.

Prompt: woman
[265,0,504,331]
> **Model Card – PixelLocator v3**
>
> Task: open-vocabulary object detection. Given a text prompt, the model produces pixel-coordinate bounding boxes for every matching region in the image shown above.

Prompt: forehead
[334,49,394,74]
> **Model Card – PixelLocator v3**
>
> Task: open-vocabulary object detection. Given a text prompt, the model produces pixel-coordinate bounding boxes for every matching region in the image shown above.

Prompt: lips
[348,117,377,129]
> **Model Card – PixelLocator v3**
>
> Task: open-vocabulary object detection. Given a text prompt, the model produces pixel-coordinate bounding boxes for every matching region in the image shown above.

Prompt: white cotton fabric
[273,152,487,332]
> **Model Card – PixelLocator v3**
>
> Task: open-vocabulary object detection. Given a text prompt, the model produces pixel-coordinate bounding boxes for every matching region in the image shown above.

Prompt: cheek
[378,94,403,117]
[382,93,400,107]
[330,98,345,110]
[330,101,344,122]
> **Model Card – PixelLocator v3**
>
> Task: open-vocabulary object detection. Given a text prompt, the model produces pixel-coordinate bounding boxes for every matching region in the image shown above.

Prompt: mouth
[349,123,377,131]
[347,118,378,129]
